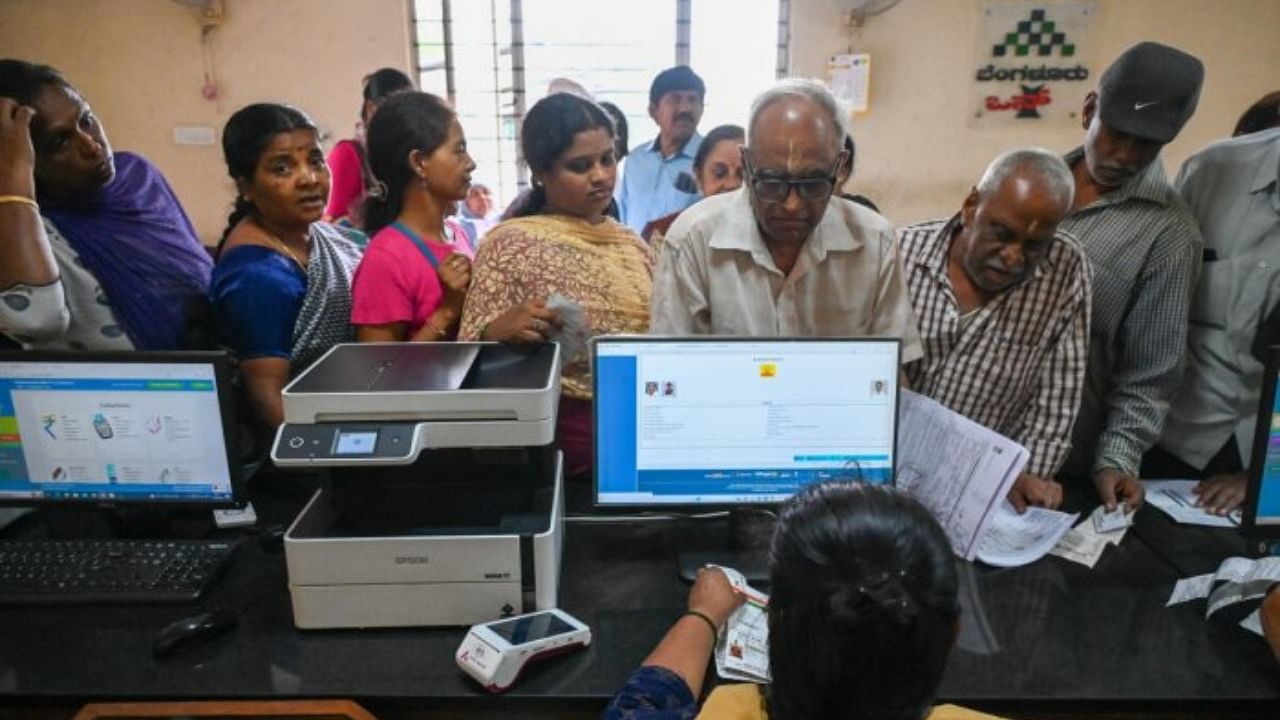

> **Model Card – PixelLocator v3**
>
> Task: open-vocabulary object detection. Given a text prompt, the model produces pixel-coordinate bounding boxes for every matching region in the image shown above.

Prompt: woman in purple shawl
[0,59,211,351]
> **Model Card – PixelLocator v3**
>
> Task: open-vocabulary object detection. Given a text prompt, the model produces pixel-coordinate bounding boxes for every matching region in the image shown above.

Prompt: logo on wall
[993,9,1074,57]
[971,2,1095,126]
[985,84,1053,118]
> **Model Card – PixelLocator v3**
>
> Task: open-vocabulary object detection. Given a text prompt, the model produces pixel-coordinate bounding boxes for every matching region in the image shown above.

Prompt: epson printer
[272,342,564,629]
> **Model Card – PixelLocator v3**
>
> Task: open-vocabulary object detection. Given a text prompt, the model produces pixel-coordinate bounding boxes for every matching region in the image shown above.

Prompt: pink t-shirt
[350,220,474,335]
[324,139,364,222]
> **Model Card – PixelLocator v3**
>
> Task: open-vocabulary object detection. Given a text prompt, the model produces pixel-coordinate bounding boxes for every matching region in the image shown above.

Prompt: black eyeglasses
[743,151,848,203]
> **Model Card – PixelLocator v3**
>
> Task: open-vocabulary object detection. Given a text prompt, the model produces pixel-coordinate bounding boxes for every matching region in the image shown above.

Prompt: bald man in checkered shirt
[900,149,1091,513]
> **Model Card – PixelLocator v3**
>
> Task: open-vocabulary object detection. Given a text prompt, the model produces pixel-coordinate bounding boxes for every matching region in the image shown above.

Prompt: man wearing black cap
[1058,41,1205,514]
[616,65,705,234]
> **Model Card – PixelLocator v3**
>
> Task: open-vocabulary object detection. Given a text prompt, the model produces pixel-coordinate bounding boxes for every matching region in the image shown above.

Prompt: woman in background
[0,59,211,351]
[604,481,1001,720]
[460,93,652,479]
[211,103,363,427]
[351,92,476,343]
[324,67,414,226]
[641,123,744,245]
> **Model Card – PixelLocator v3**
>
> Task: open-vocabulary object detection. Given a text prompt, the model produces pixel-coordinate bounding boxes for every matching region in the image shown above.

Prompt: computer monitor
[593,337,900,510]
[0,351,242,509]
[1243,346,1280,538]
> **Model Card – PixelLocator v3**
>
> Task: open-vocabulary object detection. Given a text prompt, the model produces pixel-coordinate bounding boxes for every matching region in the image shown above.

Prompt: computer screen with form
[0,352,237,506]
[594,338,900,507]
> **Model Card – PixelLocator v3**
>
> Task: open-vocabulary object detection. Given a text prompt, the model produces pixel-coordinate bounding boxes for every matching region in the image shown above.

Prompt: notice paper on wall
[828,53,871,114]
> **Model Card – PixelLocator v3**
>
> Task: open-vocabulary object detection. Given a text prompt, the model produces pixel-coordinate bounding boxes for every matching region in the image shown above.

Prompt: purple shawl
[41,152,212,350]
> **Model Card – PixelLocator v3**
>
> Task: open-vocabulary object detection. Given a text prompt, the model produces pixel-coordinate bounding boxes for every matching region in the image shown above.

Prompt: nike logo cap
[1096,41,1204,144]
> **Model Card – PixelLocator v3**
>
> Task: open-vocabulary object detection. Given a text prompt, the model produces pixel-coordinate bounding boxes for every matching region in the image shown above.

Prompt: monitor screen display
[1251,370,1280,527]
[594,338,899,506]
[0,355,236,505]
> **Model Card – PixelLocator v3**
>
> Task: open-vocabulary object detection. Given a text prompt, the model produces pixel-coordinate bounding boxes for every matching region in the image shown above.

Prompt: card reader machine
[273,342,565,629]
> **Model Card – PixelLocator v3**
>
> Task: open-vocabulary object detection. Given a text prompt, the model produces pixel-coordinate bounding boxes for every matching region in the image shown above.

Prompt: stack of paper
[896,391,1028,561]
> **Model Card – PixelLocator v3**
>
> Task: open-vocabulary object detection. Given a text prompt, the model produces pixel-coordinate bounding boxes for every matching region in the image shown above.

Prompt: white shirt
[649,189,923,363]
[1160,128,1280,468]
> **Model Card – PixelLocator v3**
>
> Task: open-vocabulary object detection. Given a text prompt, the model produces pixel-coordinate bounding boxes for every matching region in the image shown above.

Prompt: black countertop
[1,477,1278,716]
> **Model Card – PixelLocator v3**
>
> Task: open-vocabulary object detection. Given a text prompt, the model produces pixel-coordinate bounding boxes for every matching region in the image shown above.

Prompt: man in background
[616,65,705,234]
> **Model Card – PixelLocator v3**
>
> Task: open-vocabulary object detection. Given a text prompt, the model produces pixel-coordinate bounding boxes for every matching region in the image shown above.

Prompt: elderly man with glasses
[649,79,921,364]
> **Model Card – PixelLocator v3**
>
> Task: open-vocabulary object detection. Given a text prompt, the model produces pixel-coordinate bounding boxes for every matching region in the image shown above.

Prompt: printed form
[896,390,1028,560]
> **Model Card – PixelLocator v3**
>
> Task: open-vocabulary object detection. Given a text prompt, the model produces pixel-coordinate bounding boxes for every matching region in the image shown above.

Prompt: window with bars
[412,0,788,210]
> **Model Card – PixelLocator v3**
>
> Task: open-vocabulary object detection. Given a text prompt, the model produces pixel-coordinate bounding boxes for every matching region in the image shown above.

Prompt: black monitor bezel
[0,350,245,510]
[591,335,901,512]
[1242,345,1280,538]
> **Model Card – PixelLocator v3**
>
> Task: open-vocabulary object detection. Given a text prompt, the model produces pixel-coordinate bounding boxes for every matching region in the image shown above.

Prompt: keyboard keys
[0,539,238,605]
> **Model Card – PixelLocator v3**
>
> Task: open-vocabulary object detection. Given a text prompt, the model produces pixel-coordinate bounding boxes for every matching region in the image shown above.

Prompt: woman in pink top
[351,92,477,341]
[324,68,413,226]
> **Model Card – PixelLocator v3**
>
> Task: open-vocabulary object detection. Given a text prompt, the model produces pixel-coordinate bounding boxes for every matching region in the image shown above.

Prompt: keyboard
[0,538,239,605]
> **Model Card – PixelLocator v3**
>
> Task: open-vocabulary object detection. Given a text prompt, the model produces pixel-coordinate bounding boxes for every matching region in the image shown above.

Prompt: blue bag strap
[391,221,441,271]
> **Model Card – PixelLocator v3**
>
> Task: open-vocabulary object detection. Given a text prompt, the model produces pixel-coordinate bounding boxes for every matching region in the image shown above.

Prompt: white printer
[272,342,564,629]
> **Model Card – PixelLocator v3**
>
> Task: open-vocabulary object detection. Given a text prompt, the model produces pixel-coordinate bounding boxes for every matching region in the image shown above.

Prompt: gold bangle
[0,195,38,210]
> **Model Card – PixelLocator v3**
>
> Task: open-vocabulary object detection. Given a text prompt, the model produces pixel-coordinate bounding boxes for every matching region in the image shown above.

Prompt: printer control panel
[275,423,418,462]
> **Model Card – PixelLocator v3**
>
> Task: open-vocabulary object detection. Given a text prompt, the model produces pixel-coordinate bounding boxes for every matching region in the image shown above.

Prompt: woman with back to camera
[0,59,212,351]
[210,103,363,428]
[604,481,1003,720]
[350,92,476,343]
[641,123,745,245]
[459,92,653,480]
[325,67,414,227]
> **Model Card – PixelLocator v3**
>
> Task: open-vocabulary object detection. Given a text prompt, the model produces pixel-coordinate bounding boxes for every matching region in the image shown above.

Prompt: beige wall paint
[1,0,1276,238]
[0,0,412,245]
[791,0,1280,225]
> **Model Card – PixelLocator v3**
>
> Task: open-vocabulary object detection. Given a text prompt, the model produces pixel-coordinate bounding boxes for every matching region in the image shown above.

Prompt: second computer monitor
[1243,346,1280,538]
[0,351,242,508]
[594,337,900,508]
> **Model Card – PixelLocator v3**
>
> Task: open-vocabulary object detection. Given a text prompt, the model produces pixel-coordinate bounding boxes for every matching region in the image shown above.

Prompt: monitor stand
[677,508,777,586]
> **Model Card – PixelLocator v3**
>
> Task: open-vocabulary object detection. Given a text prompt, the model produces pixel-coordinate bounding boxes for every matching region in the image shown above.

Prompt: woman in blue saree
[0,59,211,351]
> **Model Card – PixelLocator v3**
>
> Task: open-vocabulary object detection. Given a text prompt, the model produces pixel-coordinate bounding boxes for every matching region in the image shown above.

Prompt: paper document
[1049,527,1108,568]
[1166,574,1214,606]
[545,293,588,366]
[1164,557,1280,633]
[1240,609,1264,637]
[1052,508,1130,568]
[711,566,771,683]
[896,391,1028,560]
[1207,557,1280,617]
[976,502,1078,567]
[1143,479,1241,527]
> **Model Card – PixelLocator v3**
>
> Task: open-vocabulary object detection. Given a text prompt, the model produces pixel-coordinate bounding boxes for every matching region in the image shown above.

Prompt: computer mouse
[258,524,286,553]
[152,608,238,657]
